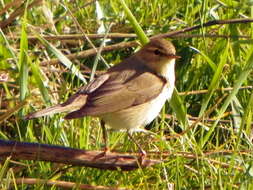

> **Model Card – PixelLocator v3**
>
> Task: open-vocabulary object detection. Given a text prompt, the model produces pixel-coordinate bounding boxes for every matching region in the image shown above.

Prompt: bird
[25,38,179,158]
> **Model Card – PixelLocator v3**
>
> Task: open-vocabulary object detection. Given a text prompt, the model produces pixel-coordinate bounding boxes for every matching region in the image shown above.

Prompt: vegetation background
[0,0,253,189]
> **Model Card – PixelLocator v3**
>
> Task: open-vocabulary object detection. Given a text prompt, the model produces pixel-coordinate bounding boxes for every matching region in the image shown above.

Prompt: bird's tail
[25,94,87,120]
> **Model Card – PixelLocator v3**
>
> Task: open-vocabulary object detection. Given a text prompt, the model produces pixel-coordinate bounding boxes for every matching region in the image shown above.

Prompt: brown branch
[173,33,251,39]
[0,101,26,123]
[0,0,43,29]
[0,0,22,16]
[9,178,126,190]
[185,115,253,126]
[0,140,160,171]
[184,114,252,127]
[40,41,138,66]
[193,183,240,190]
[165,114,231,124]
[79,0,97,9]
[14,33,137,41]
[6,33,250,42]
[153,18,253,39]
[178,86,253,96]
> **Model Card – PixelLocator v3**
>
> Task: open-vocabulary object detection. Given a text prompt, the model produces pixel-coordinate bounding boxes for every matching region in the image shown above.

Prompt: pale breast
[100,83,174,131]
[142,83,173,125]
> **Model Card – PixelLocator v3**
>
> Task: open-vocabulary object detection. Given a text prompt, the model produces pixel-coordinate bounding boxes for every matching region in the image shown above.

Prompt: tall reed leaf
[118,0,149,44]
[0,156,10,181]
[0,29,18,66]
[201,46,253,147]
[29,58,51,104]
[170,89,188,127]
[19,16,28,103]
[199,41,229,116]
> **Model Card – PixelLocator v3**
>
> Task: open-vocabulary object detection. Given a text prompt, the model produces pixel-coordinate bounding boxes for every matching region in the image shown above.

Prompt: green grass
[1,0,253,189]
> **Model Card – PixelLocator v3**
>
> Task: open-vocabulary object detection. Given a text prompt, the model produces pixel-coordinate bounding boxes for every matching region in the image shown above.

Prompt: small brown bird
[25,38,179,157]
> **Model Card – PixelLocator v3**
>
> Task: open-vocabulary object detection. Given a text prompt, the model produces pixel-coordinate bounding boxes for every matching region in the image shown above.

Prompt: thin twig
[153,18,253,39]
[0,0,43,29]
[178,86,253,96]
[40,41,138,66]
[148,150,252,158]
[148,150,251,171]
[173,33,251,39]
[165,114,232,124]
[165,93,228,139]
[0,101,27,123]
[0,0,23,16]
[65,5,109,66]
[8,177,126,190]
[6,33,250,42]
[19,33,136,41]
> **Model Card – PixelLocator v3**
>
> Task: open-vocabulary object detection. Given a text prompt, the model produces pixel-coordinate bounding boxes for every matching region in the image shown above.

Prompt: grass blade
[201,46,253,147]
[18,12,28,116]
[118,0,149,44]
[0,157,10,181]
[199,41,229,116]
[170,89,188,127]
[29,58,51,104]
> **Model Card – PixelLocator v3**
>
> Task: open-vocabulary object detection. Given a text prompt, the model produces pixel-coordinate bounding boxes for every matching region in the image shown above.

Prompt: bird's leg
[93,120,109,160]
[101,120,110,154]
[127,130,146,164]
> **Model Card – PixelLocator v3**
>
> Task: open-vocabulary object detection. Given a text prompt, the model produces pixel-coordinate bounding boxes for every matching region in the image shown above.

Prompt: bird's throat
[156,59,175,87]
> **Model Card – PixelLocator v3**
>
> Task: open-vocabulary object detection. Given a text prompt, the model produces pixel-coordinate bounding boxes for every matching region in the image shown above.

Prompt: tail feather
[25,104,71,120]
[25,94,87,120]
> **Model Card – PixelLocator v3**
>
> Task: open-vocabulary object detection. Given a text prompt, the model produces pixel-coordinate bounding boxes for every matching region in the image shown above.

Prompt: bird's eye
[154,49,161,55]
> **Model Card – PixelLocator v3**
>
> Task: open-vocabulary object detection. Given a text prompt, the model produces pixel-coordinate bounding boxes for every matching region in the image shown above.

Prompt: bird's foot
[102,146,110,156]
[93,147,110,160]
[137,149,147,165]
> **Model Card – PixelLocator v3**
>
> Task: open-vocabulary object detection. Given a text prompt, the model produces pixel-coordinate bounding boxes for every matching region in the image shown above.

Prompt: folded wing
[65,72,166,119]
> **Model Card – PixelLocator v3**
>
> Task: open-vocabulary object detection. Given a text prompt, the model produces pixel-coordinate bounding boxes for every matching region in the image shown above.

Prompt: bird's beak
[167,54,181,59]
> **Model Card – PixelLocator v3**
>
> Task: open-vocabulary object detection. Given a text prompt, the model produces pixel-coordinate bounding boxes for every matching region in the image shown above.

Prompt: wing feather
[65,72,166,119]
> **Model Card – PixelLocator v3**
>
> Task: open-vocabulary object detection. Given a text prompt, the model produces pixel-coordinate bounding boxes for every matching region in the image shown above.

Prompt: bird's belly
[99,85,173,131]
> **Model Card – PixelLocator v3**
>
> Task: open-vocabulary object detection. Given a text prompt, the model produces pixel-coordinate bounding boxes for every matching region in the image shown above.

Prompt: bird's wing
[77,74,110,94]
[64,72,166,119]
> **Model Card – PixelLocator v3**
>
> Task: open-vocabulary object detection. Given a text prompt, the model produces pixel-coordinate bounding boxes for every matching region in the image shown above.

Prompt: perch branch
[0,140,160,171]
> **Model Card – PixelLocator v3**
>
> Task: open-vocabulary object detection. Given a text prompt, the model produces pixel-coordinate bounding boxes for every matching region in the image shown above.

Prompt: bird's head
[136,38,179,77]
